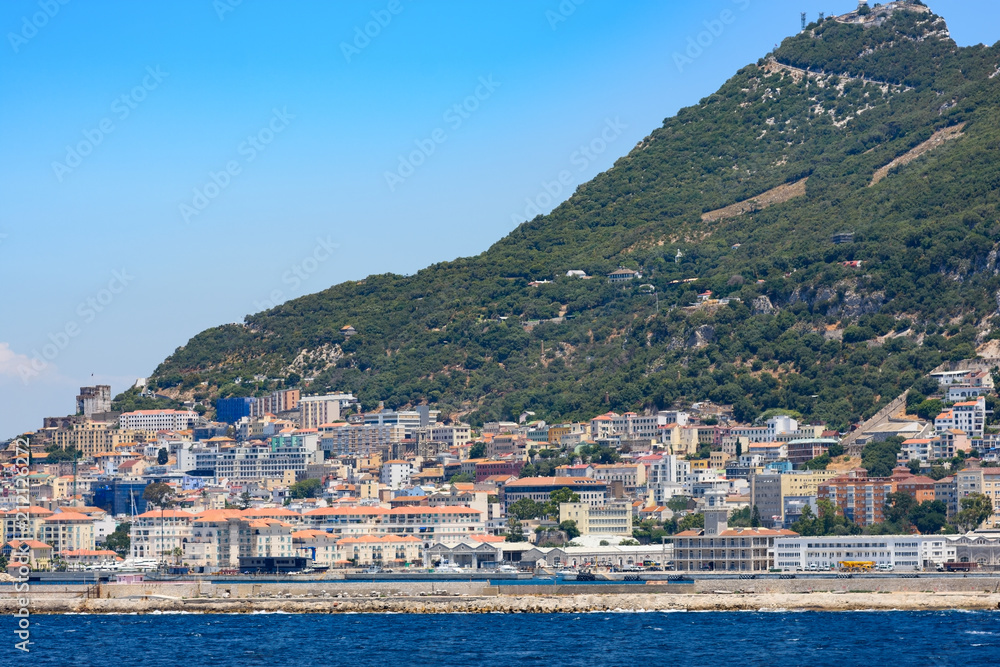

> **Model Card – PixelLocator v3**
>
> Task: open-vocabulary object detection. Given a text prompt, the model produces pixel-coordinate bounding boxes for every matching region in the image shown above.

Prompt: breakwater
[3,577,1000,613]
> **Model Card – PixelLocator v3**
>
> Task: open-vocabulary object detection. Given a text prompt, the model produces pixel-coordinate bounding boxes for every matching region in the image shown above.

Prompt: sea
[5,610,997,666]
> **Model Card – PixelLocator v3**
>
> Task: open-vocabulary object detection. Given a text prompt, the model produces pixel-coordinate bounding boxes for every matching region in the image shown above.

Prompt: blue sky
[1,0,998,438]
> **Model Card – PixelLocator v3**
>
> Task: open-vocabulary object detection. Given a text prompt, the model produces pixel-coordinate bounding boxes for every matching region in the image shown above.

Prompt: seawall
[3,577,1000,614]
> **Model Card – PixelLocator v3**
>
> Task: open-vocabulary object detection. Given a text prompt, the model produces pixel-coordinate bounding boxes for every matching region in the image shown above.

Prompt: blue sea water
[5,610,997,666]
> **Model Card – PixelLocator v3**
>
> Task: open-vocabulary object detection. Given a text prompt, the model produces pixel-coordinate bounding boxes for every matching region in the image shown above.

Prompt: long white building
[119,409,199,432]
[773,535,956,571]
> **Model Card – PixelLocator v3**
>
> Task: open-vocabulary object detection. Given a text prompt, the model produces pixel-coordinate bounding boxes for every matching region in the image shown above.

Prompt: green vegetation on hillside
[134,7,1000,431]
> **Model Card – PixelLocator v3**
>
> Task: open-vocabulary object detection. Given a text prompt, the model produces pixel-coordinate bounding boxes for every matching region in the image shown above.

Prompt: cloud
[0,342,33,378]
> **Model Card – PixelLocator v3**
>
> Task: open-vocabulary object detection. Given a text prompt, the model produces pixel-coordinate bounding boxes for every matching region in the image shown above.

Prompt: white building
[934,397,987,438]
[642,454,692,504]
[589,411,691,441]
[214,445,310,482]
[363,407,438,436]
[773,535,939,571]
[380,460,414,489]
[119,409,199,432]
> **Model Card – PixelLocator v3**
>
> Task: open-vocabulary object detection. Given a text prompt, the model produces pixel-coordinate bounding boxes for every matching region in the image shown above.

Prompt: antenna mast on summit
[801,12,807,31]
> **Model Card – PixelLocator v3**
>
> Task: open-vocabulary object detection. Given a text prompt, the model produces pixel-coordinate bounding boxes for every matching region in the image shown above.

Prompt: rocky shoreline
[6,591,1000,614]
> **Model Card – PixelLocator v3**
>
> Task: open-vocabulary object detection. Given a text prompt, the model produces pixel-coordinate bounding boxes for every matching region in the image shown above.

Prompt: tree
[861,437,903,477]
[469,442,486,459]
[909,500,949,534]
[238,490,253,510]
[803,453,832,470]
[906,459,922,475]
[678,513,704,532]
[157,448,168,465]
[449,472,475,484]
[44,445,82,463]
[791,505,818,536]
[750,505,762,528]
[884,491,916,525]
[508,498,543,520]
[558,520,581,540]
[505,516,525,542]
[955,493,993,532]
[288,478,322,499]
[618,538,640,546]
[666,495,691,512]
[914,399,944,421]
[171,546,184,566]
[104,522,132,557]
[729,506,752,527]
[142,483,175,509]
[544,487,580,518]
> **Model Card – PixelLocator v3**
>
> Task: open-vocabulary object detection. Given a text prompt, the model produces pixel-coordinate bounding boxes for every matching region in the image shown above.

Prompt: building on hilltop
[76,385,111,418]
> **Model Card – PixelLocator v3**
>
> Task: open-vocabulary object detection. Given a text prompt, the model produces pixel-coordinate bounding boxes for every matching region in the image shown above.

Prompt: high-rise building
[216,397,256,424]
[299,393,357,428]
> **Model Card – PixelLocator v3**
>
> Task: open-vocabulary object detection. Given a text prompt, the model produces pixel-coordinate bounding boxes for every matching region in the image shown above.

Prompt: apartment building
[52,421,142,456]
[130,509,195,560]
[37,512,96,556]
[955,467,1000,529]
[672,509,796,572]
[119,409,199,432]
[214,444,309,482]
[817,469,896,526]
[185,511,295,568]
[902,430,973,463]
[934,397,987,438]
[336,534,423,566]
[380,460,414,489]
[319,423,406,457]
[559,501,633,536]
[501,477,607,510]
[642,454,692,504]
[592,463,646,496]
[363,407,438,435]
[380,506,484,547]
[300,394,357,429]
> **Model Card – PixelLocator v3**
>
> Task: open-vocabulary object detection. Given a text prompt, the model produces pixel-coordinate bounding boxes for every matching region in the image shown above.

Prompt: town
[3,356,999,579]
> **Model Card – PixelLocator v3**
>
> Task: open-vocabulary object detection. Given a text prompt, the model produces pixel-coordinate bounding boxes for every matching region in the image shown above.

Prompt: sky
[1,0,998,438]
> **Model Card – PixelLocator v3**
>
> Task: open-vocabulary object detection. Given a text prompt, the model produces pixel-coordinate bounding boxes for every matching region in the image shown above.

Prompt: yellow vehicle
[838,561,875,573]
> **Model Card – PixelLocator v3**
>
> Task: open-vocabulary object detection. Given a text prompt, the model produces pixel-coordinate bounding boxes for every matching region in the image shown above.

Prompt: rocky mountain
[126,3,1000,430]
